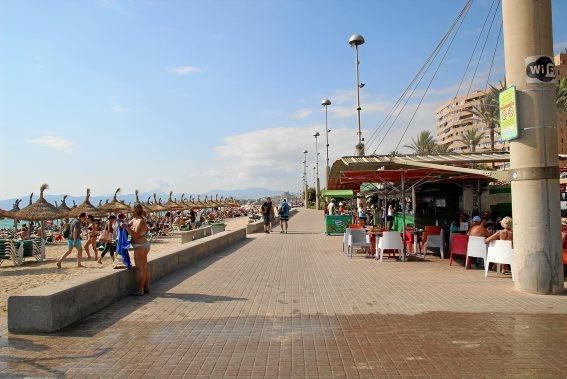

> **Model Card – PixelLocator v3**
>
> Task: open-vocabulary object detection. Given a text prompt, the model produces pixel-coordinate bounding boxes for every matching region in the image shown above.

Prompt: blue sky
[1,0,566,199]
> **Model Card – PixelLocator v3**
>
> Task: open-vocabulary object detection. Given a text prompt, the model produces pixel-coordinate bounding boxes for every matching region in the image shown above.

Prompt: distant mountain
[0,188,285,210]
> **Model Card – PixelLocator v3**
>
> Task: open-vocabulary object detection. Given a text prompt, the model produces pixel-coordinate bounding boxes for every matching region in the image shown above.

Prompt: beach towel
[114,224,131,269]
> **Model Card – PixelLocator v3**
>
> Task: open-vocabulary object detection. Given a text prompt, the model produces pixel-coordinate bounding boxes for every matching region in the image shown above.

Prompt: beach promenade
[1,209,567,377]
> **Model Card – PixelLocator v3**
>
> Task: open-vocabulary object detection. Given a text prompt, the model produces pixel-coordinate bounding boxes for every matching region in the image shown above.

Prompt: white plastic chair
[423,230,445,259]
[376,231,404,262]
[465,236,487,269]
[347,229,371,258]
[485,240,514,280]
[342,228,351,253]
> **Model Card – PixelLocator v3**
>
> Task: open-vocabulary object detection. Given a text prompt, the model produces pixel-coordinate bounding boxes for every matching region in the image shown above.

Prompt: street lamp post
[322,99,331,188]
[349,34,365,156]
[302,150,308,208]
[313,132,321,210]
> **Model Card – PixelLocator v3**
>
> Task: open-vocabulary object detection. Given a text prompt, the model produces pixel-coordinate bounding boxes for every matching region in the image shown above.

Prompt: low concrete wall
[8,228,246,334]
[246,208,298,234]
[180,226,212,244]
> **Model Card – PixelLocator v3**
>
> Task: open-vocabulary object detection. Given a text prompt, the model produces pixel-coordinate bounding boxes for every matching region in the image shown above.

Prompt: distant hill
[0,188,284,210]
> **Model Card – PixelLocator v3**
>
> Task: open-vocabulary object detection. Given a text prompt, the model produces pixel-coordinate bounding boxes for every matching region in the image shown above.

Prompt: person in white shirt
[327,199,336,215]
[387,203,395,230]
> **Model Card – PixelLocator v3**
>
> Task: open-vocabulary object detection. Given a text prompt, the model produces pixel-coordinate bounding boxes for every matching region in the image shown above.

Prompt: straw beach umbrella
[149,193,167,213]
[99,188,130,214]
[132,190,152,214]
[57,195,71,214]
[67,188,104,218]
[163,191,184,211]
[14,184,65,221]
[0,208,11,219]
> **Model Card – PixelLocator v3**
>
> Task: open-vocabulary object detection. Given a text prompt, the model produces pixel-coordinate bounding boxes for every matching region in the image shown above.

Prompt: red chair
[404,229,420,254]
[563,249,567,264]
[349,224,363,229]
[450,234,469,266]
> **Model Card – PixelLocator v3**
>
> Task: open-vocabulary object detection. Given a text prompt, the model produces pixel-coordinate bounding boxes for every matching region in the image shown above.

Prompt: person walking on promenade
[98,215,116,264]
[121,204,151,295]
[279,198,290,234]
[261,197,274,233]
[84,215,99,261]
[57,212,87,268]
[327,199,336,215]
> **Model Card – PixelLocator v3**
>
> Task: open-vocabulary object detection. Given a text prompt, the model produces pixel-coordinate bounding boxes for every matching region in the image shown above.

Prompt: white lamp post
[349,34,365,156]
[322,99,331,187]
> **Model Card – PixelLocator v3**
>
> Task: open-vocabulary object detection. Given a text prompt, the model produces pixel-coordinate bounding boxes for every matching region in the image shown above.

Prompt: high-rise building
[435,90,508,153]
[555,49,567,153]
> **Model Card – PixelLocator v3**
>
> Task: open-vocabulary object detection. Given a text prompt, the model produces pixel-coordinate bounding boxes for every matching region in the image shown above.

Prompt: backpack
[62,222,71,239]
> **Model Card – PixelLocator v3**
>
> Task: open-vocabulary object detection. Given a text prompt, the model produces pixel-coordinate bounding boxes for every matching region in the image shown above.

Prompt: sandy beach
[0,216,251,316]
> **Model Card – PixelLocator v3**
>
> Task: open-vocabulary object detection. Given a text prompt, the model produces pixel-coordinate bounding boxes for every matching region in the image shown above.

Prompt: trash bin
[211,223,226,234]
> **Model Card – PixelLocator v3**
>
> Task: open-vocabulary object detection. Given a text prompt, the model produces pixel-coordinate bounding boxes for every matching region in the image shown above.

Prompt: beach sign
[499,86,519,141]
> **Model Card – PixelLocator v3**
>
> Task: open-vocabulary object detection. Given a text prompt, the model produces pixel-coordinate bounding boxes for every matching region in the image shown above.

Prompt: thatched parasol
[150,193,167,213]
[58,195,71,214]
[67,188,104,217]
[131,190,153,214]
[0,208,12,219]
[99,188,130,214]
[14,184,65,221]
[163,191,184,211]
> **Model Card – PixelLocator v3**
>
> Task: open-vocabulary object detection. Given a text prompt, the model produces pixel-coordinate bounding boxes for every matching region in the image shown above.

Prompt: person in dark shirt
[57,212,87,268]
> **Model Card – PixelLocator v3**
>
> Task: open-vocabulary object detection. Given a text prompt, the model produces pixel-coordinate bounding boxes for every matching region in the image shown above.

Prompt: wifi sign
[525,55,556,84]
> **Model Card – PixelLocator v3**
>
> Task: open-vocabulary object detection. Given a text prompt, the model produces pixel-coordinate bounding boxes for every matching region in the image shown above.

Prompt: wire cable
[372,0,472,154]
[484,20,503,90]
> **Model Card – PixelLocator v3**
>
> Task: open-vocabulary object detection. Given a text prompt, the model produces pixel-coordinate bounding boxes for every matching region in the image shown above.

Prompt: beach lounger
[0,239,24,266]
[16,239,44,263]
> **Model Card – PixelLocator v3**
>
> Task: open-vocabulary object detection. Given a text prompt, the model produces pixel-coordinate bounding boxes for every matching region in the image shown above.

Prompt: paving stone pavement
[1,209,567,378]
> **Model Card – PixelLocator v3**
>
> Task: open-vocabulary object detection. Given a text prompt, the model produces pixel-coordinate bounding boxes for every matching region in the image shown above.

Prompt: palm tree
[404,131,437,154]
[557,78,567,113]
[459,127,484,152]
[470,82,502,153]
[434,143,454,154]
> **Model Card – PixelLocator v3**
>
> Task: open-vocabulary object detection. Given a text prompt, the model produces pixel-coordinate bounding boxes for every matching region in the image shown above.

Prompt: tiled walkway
[1,209,567,377]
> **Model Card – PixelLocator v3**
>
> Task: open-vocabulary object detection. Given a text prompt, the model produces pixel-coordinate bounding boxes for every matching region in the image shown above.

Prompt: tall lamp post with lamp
[302,150,308,208]
[322,99,332,188]
[313,132,321,210]
[349,34,365,156]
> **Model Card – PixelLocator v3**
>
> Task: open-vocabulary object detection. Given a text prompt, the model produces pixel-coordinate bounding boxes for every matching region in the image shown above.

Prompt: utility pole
[349,34,365,156]
[322,99,332,188]
[502,0,563,294]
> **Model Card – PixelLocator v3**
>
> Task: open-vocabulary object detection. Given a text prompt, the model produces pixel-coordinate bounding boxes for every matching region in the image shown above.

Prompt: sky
[1,0,566,199]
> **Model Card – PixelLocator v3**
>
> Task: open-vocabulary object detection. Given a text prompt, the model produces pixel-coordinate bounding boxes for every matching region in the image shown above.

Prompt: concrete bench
[180,226,212,244]
[246,208,298,234]
[8,228,246,334]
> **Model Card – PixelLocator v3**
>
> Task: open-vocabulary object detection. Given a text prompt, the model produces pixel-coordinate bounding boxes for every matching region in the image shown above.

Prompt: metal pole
[355,44,362,147]
[401,171,406,262]
[502,0,563,294]
[325,106,330,187]
[314,134,321,210]
[303,150,308,209]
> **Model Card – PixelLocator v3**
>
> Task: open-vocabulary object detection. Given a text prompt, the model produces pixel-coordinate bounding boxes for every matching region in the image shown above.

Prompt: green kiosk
[321,189,354,235]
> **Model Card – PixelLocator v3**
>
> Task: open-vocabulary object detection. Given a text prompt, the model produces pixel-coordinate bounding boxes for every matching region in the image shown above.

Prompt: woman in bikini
[485,216,513,244]
[121,204,150,295]
[84,215,99,261]
[98,215,116,264]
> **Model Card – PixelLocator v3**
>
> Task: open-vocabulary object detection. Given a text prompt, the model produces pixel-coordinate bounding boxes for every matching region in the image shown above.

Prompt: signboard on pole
[499,86,519,141]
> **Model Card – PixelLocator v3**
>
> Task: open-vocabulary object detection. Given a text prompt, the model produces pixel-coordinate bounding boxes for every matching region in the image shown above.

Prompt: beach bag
[62,223,71,239]
[99,229,112,242]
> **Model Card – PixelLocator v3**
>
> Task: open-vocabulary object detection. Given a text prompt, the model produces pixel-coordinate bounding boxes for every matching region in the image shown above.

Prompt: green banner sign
[499,86,519,141]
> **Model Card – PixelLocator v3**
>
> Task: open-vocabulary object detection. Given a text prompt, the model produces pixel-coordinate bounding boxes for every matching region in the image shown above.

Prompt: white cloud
[169,66,202,75]
[112,105,132,113]
[148,177,173,190]
[27,135,74,153]
[291,108,312,119]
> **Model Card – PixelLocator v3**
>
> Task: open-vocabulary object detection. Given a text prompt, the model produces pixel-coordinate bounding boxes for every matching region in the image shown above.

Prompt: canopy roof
[14,184,65,221]
[328,153,515,191]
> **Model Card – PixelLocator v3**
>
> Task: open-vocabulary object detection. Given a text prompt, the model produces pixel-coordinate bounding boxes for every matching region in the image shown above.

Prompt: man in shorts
[261,197,274,233]
[57,212,87,268]
[279,198,290,234]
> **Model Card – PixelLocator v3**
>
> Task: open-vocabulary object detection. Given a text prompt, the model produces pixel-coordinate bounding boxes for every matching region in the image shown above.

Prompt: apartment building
[556,50,567,153]
[435,90,508,153]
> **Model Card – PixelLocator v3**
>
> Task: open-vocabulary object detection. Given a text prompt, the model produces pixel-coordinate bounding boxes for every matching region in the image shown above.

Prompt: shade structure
[163,191,185,211]
[98,188,131,214]
[67,188,104,217]
[131,190,153,214]
[0,208,12,219]
[57,195,72,214]
[149,193,167,213]
[320,189,354,198]
[14,184,65,221]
